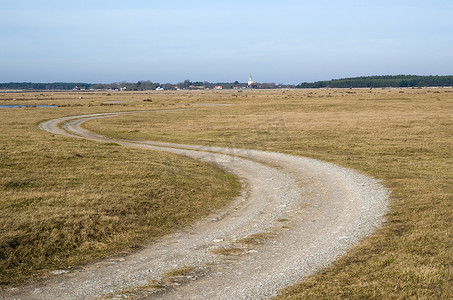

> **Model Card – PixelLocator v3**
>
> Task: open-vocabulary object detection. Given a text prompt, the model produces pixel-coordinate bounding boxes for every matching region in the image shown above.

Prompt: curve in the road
[3,110,388,299]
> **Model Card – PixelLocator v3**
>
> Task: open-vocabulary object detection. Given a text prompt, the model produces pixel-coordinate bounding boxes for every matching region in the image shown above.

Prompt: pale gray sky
[1,0,452,83]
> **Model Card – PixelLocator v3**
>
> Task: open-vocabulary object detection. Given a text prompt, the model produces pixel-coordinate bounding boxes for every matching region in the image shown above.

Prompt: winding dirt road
[2,110,388,299]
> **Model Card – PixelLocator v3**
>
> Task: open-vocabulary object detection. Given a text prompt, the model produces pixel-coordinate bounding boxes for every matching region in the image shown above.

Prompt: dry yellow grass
[1,89,452,298]
[98,265,210,299]
[211,247,245,256]
[81,88,453,299]
[211,231,276,257]
[0,93,240,285]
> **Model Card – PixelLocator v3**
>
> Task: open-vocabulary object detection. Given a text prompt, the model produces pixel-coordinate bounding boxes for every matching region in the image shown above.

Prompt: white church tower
[248,74,254,86]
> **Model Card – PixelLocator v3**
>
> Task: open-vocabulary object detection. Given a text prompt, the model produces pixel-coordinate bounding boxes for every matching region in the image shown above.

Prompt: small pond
[0,105,59,108]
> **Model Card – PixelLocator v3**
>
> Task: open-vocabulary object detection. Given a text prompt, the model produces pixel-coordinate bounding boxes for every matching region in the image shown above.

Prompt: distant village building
[214,86,223,90]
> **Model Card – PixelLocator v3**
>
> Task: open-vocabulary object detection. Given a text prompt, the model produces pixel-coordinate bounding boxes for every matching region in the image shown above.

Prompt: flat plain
[1,88,452,298]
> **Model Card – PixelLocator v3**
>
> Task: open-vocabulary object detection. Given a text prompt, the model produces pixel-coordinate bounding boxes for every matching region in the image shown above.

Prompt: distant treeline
[0,82,92,90]
[297,75,453,89]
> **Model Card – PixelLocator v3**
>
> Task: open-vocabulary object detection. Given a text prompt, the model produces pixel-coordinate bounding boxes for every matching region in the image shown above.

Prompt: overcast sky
[1,0,452,84]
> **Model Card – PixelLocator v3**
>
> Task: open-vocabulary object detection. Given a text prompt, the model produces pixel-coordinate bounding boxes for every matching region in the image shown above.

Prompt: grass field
[1,88,452,298]
[0,93,240,285]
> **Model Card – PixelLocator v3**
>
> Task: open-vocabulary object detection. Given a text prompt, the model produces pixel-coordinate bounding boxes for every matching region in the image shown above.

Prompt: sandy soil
[1,110,388,299]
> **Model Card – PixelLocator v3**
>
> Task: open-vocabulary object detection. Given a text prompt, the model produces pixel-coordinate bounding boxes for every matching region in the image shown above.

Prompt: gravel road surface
[2,110,388,299]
